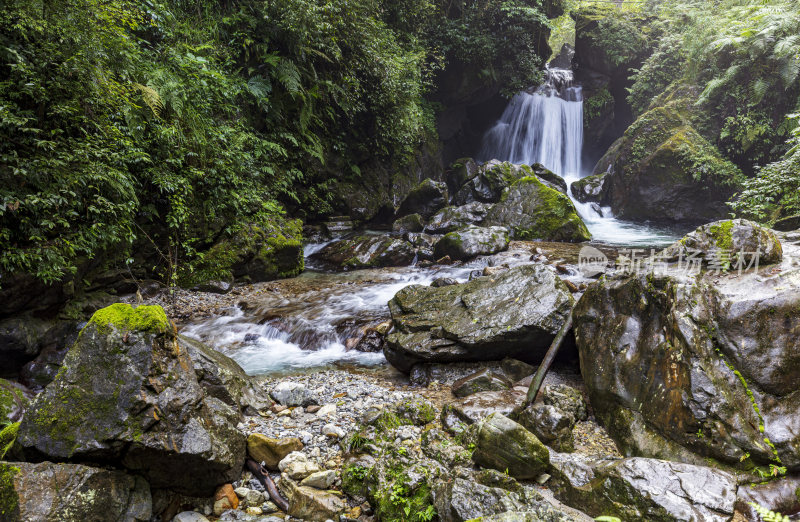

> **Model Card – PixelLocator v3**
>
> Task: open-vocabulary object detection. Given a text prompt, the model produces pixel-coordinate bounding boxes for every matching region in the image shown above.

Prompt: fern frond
[133,83,164,118]
[748,502,789,522]
[751,78,769,105]
[275,58,303,96]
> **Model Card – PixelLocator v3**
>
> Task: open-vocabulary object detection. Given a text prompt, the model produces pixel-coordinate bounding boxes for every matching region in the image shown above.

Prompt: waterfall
[479,68,584,178]
[478,67,680,247]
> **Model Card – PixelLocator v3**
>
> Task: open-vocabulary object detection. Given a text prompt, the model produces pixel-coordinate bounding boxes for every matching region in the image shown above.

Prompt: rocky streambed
[3,219,800,522]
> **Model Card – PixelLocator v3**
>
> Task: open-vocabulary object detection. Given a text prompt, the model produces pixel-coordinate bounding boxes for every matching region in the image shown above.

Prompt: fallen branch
[521,310,574,411]
[246,458,289,512]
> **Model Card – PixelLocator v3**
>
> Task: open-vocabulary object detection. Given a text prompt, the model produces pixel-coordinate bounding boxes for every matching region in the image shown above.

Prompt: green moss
[0,423,19,459]
[709,221,734,252]
[0,463,19,519]
[342,465,370,497]
[507,176,591,241]
[372,467,435,522]
[88,303,170,335]
[0,383,26,425]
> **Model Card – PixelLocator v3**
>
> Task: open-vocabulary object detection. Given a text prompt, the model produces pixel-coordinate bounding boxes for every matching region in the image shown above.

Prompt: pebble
[322,423,345,439]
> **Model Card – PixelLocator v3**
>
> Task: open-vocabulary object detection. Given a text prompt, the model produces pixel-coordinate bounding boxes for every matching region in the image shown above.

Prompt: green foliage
[584,88,613,123]
[749,502,790,522]
[627,34,685,116]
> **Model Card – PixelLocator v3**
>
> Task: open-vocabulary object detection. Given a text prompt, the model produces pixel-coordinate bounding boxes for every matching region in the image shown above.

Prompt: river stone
[484,176,591,242]
[518,403,576,453]
[309,235,417,270]
[282,479,345,522]
[392,213,425,234]
[426,202,493,234]
[247,434,303,470]
[270,381,315,407]
[172,512,211,522]
[433,225,510,261]
[279,451,321,480]
[0,460,151,521]
[574,256,800,469]
[735,475,800,520]
[300,470,337,489]
[659,218,782,266]
[556,457,737,522]
[472,413,550,479]
[451,368,512,398]
[396,178,449,219]
[385,264,573,372]
[446,158,480,196]
[17,303,246,496]
[432,477,531,522]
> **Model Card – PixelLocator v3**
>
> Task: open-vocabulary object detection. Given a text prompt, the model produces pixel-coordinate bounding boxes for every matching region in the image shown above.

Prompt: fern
[133,83,164,118]
[749,502,790,522]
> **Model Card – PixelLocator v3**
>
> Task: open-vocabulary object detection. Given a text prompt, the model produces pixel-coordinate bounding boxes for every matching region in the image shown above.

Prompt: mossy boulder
[590,107,744,223]
[17,303,247,496]
[471,413,549,480]
[310,235,417,270]
[433,225,510,261]
[0,461,151,522]
[392,213,425,234]
[484,177,591,242]
[452,161,536,205]
[660,219,783,267]
[574,260,800,470]
[570,173,606,204]
[396,178,449,220]
[190,214,304,286]
[385,264,573,372]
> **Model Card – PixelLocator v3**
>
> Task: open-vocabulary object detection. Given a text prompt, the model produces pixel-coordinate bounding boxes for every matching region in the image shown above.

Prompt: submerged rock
[574,250,800,469]
[310,235,417,270]
[385,264,573,372]
[484,176,591,242]
[17,303,246,496]
[432,225,510,261]
[570,173,606,204]
[0,460,152,521]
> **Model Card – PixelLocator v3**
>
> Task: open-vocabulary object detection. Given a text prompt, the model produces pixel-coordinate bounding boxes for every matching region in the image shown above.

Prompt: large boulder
[570,173,606,204]
[384,264,574,372]
[426,202,492,234]
[17,303,247,496]
[396,178,449,220]
[0,461,152,521]
[452,161,551,205]
[659,219,783,266]
[0,316,52,376]
[310,235,417,270]
[484,176,591,242]
[471,413,550,480]
[432,225,510,261]
[551,455,737,522]
[589,107,743,223]
[574,249,800,470]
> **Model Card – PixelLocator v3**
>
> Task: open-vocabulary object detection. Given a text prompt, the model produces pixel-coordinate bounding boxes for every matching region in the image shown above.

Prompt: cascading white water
[480,68,679,246]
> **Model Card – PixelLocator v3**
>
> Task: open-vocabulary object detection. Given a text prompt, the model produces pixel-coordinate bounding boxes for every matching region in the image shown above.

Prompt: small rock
[245,489,265,506]
[213,484,239,516]
[300,470,337,489]
[452,368,512,398]
[234,486,250,499]
[279,451,321,480]
[322,423,345,438]
[172,512,210,522]
[316,404,336,417]
[431,277,458,287]
[247,434,304,470]
[245,507,263,516]
[271,381,315,407]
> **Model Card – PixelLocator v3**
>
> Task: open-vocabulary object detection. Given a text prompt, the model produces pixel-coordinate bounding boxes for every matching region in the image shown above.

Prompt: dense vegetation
[0,0,556,289]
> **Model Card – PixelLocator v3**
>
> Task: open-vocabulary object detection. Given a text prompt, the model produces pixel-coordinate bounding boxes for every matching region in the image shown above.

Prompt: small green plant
[749,502,790,522]
[346,432,371,452]
[595,517,623,522]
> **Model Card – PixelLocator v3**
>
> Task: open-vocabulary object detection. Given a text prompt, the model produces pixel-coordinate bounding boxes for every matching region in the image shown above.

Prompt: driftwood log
[246,458,290,512]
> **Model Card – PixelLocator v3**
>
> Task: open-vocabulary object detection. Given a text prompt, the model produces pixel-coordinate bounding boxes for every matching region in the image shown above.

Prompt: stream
[182,66,688,376]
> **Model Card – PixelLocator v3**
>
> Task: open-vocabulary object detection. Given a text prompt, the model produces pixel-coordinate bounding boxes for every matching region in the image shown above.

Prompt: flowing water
[480,67,681,247]
[183,68,684,375]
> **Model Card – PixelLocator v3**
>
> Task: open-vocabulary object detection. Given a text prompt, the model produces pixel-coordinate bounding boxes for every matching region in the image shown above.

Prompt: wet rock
[392,213,425,234]
[472,413,550,479]
[172,512,210,522]
[451,368,512,398]
[433,225,510,261]
[735,475,800,520]
[18,343,69,392]
[518,403,576,452]
[411,359,535,387]
[484,176,591,242]
[774,214,800,232]
[446,158,480,196]
[575,261,800,469]
[452,160,548,205]
[659,218,782,265]
[247,434,303,470]
[192,280,233,294]
[432,476,530,522]
[385,264,573,372]
[396,178,449,220]
[17,304,246,496]
[556,457,737,522]
[431,277,458,288]
[1,460,151,521]
[426,202,493,234]
[570,174,606,204]
[310,235,417,270]
[271,381,315,407]
[0,316,52,376]
[353,324,386,353]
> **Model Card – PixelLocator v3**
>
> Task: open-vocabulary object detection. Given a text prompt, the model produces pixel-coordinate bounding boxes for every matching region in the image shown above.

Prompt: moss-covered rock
[433,225,510,261]
[426,202,492,234]
[392,213,425,234]
[484,176,591,242]
[189,214,304,286]
[590,107,744,223]
[471,413,549,480]
[0,461,151,522]
[396,178,449,220]
[570,173,606,204]
[310,235,417,270]
[17,303,247,496]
